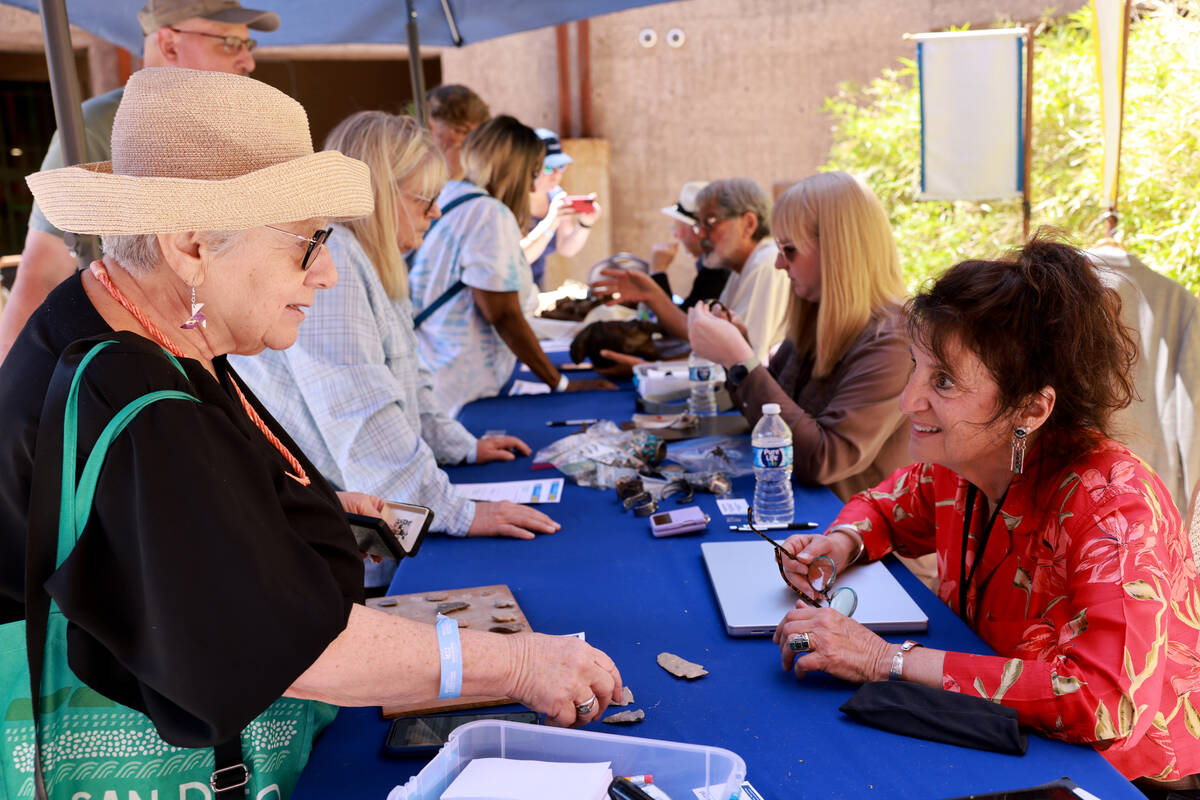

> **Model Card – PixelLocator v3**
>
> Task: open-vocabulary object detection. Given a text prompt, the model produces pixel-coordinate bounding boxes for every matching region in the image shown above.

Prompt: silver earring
[181,284,206,330]
[1010,427,1028,474]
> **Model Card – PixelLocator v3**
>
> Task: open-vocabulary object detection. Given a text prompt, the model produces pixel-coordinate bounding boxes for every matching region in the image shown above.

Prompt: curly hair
[906,231,1138,454]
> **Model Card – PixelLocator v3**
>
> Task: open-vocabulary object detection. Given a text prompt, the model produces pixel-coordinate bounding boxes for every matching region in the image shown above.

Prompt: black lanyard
[958,483,1010,627]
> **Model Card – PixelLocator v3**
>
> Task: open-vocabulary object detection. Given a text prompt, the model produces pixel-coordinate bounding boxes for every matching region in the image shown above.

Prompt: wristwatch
[889,640,923,681]
[726,355,760,388]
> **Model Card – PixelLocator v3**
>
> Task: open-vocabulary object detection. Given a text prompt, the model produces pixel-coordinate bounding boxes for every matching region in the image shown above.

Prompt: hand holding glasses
[745,510,858,617]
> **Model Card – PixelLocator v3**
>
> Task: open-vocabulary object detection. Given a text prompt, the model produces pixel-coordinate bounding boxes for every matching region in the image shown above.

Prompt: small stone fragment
[375,598,397,607]
[491,613,518,623]
[457,620,470,628]
[657,652,708,679]
[436,601,470,614]
[602,709,644,725]
[424,593,448,602]
[480,590,494,596]
[489,623,525,633]
[610,686,635,707]
[493,600,515,608]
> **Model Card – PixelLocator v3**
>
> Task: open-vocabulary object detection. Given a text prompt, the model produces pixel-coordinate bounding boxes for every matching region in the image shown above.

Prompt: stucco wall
[441,0,1083,291]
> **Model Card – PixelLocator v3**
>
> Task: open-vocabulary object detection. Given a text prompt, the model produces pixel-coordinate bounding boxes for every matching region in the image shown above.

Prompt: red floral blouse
[835,436,1200,780]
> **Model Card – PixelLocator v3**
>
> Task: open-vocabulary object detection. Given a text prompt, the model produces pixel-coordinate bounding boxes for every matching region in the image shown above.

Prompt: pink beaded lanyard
[89,261,312,486]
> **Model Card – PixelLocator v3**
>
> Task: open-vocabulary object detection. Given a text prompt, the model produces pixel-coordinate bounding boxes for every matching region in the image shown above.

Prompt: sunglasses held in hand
[745,510,858,616]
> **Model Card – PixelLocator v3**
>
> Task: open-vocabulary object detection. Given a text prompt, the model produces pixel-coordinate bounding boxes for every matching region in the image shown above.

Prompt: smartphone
[649,505,710,537]
[346,501,434,561]
[382,711,540,758]
[562,194,596,214]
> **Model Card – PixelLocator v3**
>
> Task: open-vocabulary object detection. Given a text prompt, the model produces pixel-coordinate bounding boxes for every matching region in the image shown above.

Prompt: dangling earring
[1010,426,1028,474]
[181,284,206,330]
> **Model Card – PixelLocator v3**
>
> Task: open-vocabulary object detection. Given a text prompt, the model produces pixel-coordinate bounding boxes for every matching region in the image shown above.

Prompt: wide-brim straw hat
[26,67,373,235]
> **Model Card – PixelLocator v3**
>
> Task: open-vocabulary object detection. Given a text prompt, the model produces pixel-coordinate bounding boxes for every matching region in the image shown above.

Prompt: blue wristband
[436,613,463,699]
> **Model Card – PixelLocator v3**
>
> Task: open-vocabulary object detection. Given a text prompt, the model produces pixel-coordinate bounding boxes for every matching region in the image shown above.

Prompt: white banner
[914,29,1027,201]
[1092,0,1128,209]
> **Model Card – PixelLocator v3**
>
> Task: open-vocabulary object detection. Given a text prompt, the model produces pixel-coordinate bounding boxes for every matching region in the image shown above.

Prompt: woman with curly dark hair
[771,234,1200,794]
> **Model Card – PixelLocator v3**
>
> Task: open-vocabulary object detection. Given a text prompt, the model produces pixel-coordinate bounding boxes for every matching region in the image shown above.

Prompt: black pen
[729,521,819,532]
[546,418,599,427]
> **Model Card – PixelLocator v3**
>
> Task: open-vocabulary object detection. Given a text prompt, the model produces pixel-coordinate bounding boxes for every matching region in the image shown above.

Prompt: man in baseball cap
[138,0,279,33]
[0,0,280,366]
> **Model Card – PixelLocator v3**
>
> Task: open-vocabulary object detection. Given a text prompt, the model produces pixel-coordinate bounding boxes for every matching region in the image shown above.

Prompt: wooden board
[365,583,531,718]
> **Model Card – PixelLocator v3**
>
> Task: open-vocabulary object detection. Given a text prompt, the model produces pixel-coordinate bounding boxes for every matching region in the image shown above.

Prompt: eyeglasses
[691,214,730,236]
[264,225,333,271]
[404,190,438,217]
[745,510,858,616]
[167,27,257,54]
[542,164,566,175]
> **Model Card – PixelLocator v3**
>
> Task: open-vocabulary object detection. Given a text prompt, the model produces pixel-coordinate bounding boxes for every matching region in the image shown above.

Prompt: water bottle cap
[762,403,781,415]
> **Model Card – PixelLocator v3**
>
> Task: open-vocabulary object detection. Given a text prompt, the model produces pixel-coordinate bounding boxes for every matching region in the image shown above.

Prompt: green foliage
[821,2,1200,292]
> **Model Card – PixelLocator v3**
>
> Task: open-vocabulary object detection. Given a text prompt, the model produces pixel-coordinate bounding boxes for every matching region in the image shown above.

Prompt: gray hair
[101,230,244,277]
[697,178,771,241]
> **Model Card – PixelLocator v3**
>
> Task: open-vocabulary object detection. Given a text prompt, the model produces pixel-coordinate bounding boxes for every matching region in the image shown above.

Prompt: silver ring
[575,695,597,715]
[788,632,812,653]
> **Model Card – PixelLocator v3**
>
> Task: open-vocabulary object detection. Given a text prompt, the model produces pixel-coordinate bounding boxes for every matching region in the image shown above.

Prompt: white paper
[454,478,564,504]
[441,757,612,800]
[540,337,575,353]
[509,380,551,396]
[716,498,750,517]
[522,361,592,373]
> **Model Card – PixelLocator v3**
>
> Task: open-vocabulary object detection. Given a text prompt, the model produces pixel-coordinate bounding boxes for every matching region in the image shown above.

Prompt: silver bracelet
[827,525,865,565]
[889,640,922,681]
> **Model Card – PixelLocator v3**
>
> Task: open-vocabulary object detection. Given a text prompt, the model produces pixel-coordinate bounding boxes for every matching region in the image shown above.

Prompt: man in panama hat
[0,0,280,367]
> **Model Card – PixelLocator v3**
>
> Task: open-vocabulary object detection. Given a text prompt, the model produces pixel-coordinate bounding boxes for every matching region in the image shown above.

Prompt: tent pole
[1021,24,1034,242]
[406,0,428,127]
[38,0,93,267]
[1105,0,1131,238]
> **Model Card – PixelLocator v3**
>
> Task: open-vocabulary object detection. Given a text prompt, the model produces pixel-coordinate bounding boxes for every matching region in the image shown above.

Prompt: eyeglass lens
[301,228,333,271]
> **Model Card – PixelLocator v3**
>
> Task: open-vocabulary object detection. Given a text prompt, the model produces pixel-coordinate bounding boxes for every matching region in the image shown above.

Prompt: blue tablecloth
[293,377,1140,800]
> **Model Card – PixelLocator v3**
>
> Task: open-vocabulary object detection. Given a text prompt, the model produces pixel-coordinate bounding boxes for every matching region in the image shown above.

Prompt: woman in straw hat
[407,115,614,415]
[0,68,621,798]
[233,110,560,543]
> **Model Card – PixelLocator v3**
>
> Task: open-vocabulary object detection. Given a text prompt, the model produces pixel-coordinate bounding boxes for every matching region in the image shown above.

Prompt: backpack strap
[413,280,467,330]
[406,190,488,330]
[25,339,201,799]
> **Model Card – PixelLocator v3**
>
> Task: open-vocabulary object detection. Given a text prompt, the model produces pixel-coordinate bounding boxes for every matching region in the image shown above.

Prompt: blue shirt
[231,225,478,535]
[408,180,537,415]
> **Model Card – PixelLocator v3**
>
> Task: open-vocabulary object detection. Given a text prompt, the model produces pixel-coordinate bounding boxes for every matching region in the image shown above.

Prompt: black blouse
[0,273,364,747]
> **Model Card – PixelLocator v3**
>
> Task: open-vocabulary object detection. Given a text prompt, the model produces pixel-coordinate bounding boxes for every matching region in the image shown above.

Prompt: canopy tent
[9,0,681,265]
[9,0,679,124]
[6,0,673,51]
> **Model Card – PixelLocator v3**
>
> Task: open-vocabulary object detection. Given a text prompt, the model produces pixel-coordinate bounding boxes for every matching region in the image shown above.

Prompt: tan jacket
[731,306,912,503]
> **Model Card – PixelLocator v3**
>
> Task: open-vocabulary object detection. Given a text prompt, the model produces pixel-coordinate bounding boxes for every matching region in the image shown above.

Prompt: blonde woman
[408,115,613,413]
[689,171,910,501]
[233,111,558,540]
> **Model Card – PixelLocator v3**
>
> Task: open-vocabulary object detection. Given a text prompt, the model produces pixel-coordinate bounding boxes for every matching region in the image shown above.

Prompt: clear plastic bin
[634,360,726,403]
[386,719,746,800]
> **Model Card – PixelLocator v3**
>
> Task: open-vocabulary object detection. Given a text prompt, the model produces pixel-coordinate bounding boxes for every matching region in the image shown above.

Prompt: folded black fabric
[840,681,1028,755]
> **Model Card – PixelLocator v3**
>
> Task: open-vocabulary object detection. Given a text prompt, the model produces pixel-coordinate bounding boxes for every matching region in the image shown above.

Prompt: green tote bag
[0,339,336,800]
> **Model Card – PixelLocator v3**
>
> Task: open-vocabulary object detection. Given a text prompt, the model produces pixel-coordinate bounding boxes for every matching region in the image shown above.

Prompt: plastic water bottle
[688,352,718,417]
[752,403,794,527]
